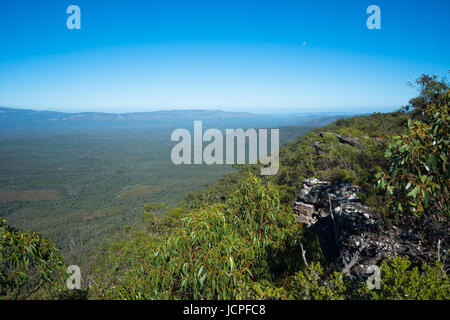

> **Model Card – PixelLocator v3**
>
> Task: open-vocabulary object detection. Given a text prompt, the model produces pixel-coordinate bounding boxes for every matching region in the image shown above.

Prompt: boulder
[294,178,425,279]
[320,132,360,147]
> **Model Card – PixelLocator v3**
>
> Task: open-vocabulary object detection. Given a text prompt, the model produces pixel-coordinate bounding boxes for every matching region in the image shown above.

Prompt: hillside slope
[1,75,448,300]
[85,76,448,300]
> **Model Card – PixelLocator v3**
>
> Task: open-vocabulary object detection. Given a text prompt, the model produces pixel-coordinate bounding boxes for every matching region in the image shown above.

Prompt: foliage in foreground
[90,174,449,300]
[2,74,449,300]
[91,174,311,299]
[0,218,64,299]
[238,256,449,300]
[377,89,449,218]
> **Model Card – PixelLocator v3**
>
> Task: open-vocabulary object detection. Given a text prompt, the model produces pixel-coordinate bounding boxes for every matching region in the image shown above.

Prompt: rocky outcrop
[313,141,324,155]
[320,132,360,146]
[293,178,426,279]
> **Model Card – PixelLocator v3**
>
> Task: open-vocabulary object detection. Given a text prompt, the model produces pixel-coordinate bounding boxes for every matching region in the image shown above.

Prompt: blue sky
[0,0,448,114]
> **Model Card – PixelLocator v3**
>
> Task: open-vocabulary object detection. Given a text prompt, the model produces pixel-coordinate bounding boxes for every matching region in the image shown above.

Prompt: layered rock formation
[319,132,360,146]
[293,178,428,279]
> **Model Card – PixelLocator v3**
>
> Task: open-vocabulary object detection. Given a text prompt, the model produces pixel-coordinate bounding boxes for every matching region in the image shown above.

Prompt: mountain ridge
[0,106,270,122]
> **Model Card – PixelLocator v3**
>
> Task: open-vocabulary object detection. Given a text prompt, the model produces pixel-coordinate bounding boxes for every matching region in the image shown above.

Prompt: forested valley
[1,75,449,300]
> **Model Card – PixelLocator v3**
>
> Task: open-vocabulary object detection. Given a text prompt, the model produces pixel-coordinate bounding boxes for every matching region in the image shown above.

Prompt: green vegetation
[364,257,449,300]
[89,172,449,300]
[184,110,409,209]
[0,75,448,300]
[88,74,448,300]
[377,90,449,218]
[0,123,315,268]
[0,128,234,268]
[237,256,449,300]
[90,174,305,299]
[0,218,63,299]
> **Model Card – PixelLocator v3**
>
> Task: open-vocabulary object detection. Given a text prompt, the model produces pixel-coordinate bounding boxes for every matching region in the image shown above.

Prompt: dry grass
[115,184,164,199]
[0,189,60,202]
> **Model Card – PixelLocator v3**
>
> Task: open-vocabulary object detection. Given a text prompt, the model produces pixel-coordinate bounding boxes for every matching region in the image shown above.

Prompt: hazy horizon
[1,0,449,113]
[0,104,373,116]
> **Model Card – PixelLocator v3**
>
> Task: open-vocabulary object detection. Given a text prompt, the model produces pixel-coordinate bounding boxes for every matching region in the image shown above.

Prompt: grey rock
[320,132,361,147]
[293,178,425,280]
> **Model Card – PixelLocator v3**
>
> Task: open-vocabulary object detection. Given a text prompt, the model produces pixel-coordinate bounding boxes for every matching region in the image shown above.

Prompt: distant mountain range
[0,107,269,122]
[0,106,354,135]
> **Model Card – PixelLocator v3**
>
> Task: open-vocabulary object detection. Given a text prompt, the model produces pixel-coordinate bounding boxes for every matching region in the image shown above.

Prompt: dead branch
[437,239,441,263]
[342,237,366,275]
[300,243,308,267]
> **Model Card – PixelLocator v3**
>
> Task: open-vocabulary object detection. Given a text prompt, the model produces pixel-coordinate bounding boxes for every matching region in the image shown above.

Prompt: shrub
[0,218,64,299]
[363,257,449,300]
[286,262,347,300]
[376,90,449,218]
[92,174,306,299]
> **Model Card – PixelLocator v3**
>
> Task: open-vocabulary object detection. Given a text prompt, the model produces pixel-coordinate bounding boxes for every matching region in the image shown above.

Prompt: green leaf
[407,186,420,199]
[427,154,437,170]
